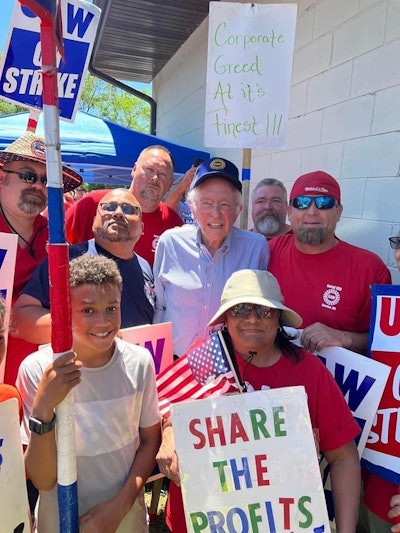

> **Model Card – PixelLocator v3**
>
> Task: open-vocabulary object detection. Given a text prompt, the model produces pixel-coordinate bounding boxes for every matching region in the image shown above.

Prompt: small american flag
[157,332,239,418]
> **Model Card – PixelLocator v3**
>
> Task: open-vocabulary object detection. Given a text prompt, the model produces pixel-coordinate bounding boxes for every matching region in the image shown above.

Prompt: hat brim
[191,171,242,193]
[208,295,302,328]
[0,152,83,193]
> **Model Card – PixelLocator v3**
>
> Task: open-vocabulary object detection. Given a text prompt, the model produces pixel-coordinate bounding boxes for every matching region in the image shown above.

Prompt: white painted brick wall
[153,0,400,274]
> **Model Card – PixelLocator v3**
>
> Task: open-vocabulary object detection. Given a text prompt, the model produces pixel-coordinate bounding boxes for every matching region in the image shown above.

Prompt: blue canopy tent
[0,111,209,185]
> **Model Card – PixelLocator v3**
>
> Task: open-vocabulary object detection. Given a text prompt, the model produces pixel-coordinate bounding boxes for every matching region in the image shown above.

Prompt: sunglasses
[99,202,141,216]
[389,236,400,250]
[229,303,276,319]
[2,169,47,186]
[291,195,337,210]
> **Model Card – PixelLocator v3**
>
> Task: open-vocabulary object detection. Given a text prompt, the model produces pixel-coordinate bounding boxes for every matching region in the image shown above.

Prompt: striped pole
[18,1,78,530]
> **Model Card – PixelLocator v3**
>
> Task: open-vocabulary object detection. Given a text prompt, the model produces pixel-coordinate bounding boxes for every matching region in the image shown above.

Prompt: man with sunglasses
[268,170,391,355]
[65,145,183,267]
[12,188,154,347]
[0,132,82,386]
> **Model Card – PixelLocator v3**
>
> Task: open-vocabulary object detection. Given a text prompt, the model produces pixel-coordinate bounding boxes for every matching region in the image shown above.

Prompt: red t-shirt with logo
[268,234,391,332]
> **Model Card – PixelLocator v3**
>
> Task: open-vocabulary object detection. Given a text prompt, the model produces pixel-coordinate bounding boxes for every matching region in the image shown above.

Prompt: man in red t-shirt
[268,170,392,531]
[0,132,82,386]
[65,145,183,266]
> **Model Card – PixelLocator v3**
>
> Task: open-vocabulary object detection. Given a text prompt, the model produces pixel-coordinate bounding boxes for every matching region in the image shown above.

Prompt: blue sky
[0,0,14,51]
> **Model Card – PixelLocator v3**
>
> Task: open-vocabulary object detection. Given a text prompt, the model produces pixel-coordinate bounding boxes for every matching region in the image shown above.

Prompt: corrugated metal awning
[91,0,211,83]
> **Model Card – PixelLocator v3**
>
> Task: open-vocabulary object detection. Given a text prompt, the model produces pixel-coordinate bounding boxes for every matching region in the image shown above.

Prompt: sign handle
[240,148,251,229]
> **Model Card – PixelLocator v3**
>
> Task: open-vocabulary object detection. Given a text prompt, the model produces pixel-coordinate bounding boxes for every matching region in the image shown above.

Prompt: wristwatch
[29,413,56,435]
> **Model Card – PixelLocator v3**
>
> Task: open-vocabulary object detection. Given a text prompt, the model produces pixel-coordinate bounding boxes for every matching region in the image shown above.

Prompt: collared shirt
[22,240,154,328]
[153,225,269,356]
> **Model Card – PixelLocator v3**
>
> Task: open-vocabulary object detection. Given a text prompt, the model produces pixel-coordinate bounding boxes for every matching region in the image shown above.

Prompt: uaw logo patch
[321,283,342,311]
[209,158,226,171]
[31,140,46,158]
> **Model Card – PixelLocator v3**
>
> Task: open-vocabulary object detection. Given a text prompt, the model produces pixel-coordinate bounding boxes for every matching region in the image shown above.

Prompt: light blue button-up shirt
[153,225,269,356]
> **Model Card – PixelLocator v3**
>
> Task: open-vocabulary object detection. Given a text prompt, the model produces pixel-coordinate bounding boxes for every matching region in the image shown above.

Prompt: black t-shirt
[22,241,154,328]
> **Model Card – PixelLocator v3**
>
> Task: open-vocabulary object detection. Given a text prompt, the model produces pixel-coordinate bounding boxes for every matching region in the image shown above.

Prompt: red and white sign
[364,285,400,484]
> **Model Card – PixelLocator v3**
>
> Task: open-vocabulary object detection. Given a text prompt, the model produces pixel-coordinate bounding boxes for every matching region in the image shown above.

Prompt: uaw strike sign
[172,387,330,533]
[0,399,30,532]
[0,233,18,383]
[363,284,400,484]
[0,0,100,121]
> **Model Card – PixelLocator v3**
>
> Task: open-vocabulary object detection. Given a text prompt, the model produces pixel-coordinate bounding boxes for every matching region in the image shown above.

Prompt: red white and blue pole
[18,1,78,531]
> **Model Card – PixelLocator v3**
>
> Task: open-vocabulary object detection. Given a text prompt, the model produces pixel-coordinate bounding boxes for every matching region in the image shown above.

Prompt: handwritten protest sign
[120,322,173,374]
[172,386,330,533]
[363,284,400,484]
[0,232,17,383]
[205,2,297,149]
[0,398,30,532]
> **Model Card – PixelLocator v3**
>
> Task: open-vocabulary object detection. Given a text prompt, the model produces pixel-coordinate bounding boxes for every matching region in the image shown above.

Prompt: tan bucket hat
[208,269,302,328]
[0,132,82,193]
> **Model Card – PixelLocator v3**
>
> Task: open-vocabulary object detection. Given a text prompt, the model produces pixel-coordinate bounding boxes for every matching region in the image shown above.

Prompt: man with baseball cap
[268,170,391,355]
[153,156,269,356]
[0,132,82,385]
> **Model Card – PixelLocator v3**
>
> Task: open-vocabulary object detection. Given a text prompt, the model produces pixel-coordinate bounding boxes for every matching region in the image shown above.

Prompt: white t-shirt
[17,338,160,533]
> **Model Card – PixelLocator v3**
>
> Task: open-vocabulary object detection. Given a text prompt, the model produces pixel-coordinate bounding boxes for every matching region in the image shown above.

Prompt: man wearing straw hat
[0,131,82,386]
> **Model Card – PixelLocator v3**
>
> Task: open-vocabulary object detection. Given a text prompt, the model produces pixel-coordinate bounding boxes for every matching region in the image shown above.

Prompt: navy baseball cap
[189,157,242,193]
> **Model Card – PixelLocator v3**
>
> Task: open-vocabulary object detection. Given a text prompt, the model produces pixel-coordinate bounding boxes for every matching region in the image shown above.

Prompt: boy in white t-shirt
[17,254,161,532]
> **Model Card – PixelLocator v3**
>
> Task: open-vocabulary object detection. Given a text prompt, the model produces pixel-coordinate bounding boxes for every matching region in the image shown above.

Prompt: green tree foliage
[78,74,151,132]
[0,99,25,115]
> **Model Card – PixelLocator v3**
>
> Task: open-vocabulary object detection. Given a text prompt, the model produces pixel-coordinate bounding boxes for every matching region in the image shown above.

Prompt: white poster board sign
[120,322,173,374]
[0,232,18,383]
[0,398,30,532]
[205,2,297,149]
[172,387,330,533]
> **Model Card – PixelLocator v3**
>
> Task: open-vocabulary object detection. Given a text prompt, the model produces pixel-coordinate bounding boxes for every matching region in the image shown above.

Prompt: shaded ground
[145,479,171,533]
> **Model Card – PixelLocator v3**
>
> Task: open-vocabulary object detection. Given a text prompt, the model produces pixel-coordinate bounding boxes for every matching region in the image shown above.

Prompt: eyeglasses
[389,236,400,250]
[229,303,276,319]
[99,202,141,216]
[195,200,238,214]
[291,195,337,210]
[2,169,47,186]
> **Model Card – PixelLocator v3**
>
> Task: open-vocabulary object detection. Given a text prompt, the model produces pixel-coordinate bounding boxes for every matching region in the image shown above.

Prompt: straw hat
[208,269,302,328]
[0,132,82,193]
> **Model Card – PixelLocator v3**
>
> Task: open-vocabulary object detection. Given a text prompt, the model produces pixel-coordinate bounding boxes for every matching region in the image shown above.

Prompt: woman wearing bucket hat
[157,269,361,533]
[0,132,82,386]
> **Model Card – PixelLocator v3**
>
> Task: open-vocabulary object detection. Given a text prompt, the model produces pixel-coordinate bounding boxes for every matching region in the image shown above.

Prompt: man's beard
[141,187,160,205]
[296,227,327,245]
[97,220,131,242]
[18,188,47,215]
[256,214,280,236]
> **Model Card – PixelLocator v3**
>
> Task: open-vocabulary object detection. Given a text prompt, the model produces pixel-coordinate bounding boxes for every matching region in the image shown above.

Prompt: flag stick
[239,148,252,229]
[218,331,245,394]
[19,1,79,530]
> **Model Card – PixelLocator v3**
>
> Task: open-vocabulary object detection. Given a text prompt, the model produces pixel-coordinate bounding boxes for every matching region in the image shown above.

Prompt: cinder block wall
[154,0,400,282]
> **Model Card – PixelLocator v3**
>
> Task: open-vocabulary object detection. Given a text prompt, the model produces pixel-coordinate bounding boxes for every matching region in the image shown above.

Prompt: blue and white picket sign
[0,233,18,383]
[0,398,31,532]
[0,0,100,121]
